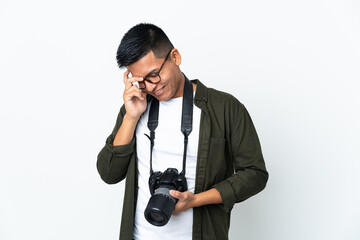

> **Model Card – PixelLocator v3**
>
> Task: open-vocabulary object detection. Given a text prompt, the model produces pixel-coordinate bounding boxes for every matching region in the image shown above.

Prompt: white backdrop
[1,0,359,239]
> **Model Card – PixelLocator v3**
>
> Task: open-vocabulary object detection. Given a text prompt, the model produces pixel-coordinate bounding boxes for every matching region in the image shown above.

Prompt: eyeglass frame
[137,49,173,90]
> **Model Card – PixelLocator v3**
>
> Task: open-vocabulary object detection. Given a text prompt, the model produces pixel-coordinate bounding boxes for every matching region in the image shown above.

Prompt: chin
[153,94,170,102]
[151,87,172,101]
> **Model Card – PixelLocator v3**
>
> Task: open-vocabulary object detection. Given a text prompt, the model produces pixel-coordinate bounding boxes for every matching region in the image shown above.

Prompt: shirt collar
[191,79,208,103]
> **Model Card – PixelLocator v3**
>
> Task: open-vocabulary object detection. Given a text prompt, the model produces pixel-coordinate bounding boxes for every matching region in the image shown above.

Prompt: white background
[1,0,359,239]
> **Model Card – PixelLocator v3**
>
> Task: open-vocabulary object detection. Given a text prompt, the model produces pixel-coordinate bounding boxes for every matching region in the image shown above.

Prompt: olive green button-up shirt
[97,79,268,240]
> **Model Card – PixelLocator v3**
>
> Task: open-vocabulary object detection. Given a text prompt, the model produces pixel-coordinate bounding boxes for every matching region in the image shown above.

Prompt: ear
[171,48,182,66]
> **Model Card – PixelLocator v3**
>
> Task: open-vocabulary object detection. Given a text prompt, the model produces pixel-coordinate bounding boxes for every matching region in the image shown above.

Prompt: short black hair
[116,23,174,68]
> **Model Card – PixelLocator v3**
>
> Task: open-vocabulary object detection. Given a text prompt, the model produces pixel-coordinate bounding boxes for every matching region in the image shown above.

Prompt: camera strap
[146,74,193,177]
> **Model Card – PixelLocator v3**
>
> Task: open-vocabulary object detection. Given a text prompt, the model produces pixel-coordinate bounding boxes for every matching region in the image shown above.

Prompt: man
[97,23,268,240]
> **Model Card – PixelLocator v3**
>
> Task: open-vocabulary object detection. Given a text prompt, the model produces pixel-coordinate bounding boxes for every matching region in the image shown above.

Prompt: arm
[170,103,268,214]
[170,188,222,215]
[212,104,269,212]
[97,70,147,184]
[96,105,136,184]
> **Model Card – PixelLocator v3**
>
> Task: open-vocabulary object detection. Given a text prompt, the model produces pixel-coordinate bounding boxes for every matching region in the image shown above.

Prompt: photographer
[97,23,268,240]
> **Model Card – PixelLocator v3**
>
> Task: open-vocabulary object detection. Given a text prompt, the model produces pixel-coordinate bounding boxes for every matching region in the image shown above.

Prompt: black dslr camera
[144,168,187,226]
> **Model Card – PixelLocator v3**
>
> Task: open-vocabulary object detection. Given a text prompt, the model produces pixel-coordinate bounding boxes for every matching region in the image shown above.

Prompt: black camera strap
[146,74,193,177]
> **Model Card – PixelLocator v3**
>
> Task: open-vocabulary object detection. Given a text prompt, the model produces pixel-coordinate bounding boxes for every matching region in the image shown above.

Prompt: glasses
[138,49,172,90]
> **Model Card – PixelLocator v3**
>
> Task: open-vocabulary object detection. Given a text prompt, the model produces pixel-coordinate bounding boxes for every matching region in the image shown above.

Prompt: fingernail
[139,77,143,80]
[170,190,174,195]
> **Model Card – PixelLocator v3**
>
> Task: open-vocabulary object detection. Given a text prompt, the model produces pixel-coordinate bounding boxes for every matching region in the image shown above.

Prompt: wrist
[191,189,223,208]
[112,113,139,146]
[192,193,202,208]
[123,113,140,123]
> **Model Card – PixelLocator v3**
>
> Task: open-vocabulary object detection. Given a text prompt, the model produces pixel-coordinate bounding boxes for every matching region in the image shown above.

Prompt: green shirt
[97,79,268,240]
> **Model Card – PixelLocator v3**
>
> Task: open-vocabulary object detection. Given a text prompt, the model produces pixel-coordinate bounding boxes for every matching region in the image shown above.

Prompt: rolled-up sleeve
[213,104,268,212]
[97,105,136,184]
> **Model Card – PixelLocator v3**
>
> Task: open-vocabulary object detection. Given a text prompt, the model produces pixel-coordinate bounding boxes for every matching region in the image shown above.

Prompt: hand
[170,188,223,215]
[122,70,147,119]
[170,190,197,215]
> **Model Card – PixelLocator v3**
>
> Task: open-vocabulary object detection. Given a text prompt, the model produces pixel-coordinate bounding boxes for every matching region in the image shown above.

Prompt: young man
[97,23,268,240]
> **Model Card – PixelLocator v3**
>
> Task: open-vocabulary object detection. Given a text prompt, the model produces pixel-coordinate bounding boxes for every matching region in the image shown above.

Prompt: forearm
[171,188,223,215]
[113,114,139,146]
[193,188,223,207]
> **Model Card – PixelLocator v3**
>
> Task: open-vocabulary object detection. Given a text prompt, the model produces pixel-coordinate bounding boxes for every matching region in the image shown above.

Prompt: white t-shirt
[133,94,201,240]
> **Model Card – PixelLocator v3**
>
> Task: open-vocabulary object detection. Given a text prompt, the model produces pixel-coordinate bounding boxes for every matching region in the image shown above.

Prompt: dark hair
[116,23,174,68]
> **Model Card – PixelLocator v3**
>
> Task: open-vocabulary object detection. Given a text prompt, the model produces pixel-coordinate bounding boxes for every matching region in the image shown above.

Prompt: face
[127,49,184,101]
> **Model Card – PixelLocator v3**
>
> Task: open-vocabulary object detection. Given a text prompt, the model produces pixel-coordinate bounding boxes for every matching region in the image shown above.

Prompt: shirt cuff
[105,133,135,155]
[212,181,236,213]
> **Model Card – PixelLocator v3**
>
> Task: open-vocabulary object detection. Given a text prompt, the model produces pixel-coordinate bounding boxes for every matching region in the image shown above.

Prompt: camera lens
[144,186,177,226]
[148,210,165,223]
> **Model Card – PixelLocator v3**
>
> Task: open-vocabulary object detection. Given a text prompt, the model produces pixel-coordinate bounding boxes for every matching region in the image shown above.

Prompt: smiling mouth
[154,86,165,96]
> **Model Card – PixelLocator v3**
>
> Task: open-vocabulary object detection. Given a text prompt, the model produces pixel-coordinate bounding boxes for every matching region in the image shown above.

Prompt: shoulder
[208,87,246,116]
[193,79,246,116]
[208,87,243,105]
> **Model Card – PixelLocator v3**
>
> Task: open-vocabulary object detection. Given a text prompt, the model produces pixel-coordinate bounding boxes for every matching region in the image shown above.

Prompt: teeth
[156,87,163,93]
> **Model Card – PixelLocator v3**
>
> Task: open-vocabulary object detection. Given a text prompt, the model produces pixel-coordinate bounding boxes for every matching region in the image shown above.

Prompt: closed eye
[145,72,159,79]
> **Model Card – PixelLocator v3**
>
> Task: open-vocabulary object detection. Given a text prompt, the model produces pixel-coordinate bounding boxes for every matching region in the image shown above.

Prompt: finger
[172,202,181,215]
[170,190,181,200]
[140,91,147,99]
[124,91,145,101]
[124,87,145,101]
[125,93,145,102]
[172,208,179,215]
[125,85,144,96]
[124,73,143,89]
[172,202,184,215]
[123,69,140,85]
[125,77,143,89]
[123,69,130,85]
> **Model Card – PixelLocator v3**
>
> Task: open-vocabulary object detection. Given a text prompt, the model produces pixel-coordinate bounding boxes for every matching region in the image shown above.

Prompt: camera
[144,168,187,226]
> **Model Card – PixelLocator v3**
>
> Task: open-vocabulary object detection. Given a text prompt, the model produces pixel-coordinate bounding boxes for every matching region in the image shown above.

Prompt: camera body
[148,168,187,195]
[145,168,187,226]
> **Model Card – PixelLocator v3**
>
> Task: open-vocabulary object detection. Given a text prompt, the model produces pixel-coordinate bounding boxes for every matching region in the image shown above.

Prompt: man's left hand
[169,190,197,215]
[169,188,223,215]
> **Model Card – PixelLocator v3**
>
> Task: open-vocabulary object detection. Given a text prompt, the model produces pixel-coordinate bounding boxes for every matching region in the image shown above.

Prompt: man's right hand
[123,69,147,120]
[112,70,147,146]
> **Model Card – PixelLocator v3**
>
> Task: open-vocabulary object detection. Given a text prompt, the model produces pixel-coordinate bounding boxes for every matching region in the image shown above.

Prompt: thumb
[170,190,182,199]
[140,91,147,98]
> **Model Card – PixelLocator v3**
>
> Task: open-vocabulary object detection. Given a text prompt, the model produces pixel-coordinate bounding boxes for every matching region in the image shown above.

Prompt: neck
[172,73,186,98]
